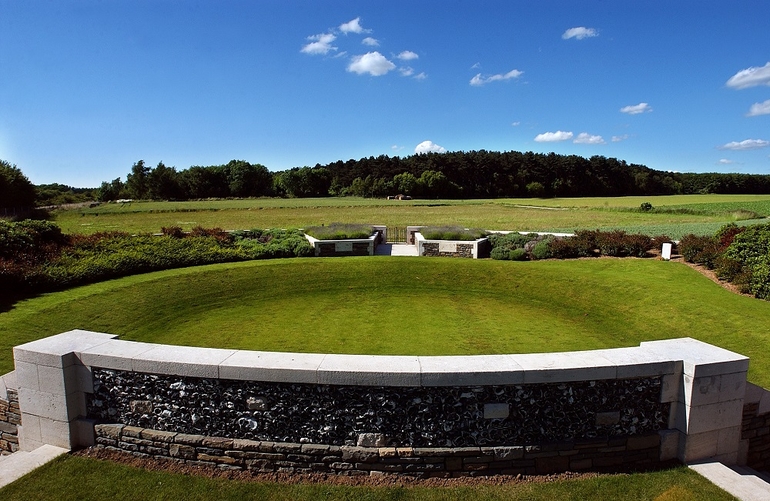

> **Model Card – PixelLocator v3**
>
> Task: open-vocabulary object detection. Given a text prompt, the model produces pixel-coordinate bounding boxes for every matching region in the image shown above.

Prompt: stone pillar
[641,338,749,464]
[13,330,117,451]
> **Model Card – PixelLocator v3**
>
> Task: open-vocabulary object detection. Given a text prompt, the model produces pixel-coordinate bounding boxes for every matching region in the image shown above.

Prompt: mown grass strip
[0,455,738,501]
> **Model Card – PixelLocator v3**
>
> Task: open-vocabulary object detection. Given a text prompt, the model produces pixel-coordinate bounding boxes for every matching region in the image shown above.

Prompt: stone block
[141,429,177,443]
[513,350,617,383]
[13,330,117,368]
[418,355,524,386]
[595,411,620,426]
[72,418,96,447]
[493,446,524,460]
[660,373,681,404]
[640,338,749,378]
[570,458,592,470]
[39,418,72,449]
[596,346,679,378]
[357,433,388,447]
[378,447,397,458]
[627,433,659,450]
[483,403,510,419]
[683,399,745,435]
[79,340,153,371]
[219,351,325,384]
[717,425,741,455]
[13,360,39,392]
[317,355,421,387]
[132,345,237,378]
[659,429,680,461]
[95,423,124,439]
[18,388,69,422]
[680,429,719,462]
[233,438,262,451]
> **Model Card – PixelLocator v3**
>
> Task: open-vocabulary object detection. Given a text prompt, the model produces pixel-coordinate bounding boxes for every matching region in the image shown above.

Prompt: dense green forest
[95,152,770,201]
[4,152,770,213]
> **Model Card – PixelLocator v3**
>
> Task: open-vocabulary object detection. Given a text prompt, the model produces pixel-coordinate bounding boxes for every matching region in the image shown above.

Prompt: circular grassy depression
[2,256,770,384]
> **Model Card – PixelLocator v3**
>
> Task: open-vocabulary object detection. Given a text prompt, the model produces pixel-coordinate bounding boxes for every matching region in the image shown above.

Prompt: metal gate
[387,226,407,243]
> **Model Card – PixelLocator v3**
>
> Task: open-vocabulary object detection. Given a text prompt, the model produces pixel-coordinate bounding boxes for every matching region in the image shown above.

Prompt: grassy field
[3,257,769,386]
[0,455,738,501]
[50,194,770,239]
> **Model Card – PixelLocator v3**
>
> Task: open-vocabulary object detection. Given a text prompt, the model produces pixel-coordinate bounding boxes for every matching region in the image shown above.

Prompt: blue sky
[1,1,769,187]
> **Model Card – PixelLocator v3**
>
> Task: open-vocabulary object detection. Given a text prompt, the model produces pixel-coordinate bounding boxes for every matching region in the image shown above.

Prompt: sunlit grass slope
[2,257,769,385]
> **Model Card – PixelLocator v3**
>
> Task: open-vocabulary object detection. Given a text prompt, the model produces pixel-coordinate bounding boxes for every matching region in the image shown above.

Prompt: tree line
[4,152,770,213]
[96,151,770,201]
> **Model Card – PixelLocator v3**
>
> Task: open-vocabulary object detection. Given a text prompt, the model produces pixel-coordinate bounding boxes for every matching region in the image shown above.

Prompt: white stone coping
[12,331,750,388]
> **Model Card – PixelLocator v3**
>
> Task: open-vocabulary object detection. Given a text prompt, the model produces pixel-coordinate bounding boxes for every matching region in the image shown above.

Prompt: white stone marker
[662,242,672,260]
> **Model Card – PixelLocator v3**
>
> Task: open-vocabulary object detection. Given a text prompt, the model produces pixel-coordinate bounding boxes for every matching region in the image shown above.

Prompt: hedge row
[0,221,313,297]
[489,230,661,261]
[680,223,770,299]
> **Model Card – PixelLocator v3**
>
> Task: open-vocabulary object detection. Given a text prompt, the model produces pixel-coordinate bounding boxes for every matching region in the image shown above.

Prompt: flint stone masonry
[11,331,751,474]
[87,370,667,447]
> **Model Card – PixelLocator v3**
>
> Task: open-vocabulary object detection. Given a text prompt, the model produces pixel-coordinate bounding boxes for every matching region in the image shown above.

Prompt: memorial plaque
[335,241,353,252]
[661,242,672,260]
[439,241,457,253]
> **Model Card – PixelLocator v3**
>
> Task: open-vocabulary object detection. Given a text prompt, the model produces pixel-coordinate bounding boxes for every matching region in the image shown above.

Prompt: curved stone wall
[11,330,751,475]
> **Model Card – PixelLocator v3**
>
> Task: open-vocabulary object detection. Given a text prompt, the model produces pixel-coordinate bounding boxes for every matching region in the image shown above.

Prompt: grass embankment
[0,456,738,501]
[3,257,769,386]
[50,195,770,239]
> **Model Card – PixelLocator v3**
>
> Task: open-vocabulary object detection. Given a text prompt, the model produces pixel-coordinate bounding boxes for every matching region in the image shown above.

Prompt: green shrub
[420,226,486,241]
[679,234,718,264]
[304,223,373,240]
[640,202,653,212]
[509,248,528,261]
[490,246,511,260]
[623,233,654,258]
[530,239,552,260]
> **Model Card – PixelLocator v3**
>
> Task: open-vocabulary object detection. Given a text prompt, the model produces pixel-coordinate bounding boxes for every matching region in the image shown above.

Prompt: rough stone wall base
[95,424,666,477]
[741,382,770,473]
[0,372,20,455]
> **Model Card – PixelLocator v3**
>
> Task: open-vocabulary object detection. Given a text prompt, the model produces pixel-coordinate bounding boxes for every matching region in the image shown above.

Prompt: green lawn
[0,456,738,501]
[3,257,769,385]
[50,194,770,239]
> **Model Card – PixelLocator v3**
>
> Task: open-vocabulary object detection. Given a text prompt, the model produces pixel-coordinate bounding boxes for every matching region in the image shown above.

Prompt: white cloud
[726,62,770,89]
[362,37,379,47]
[414,72,427,80]
[470,69,524,86]
[347,52,396,76]
[511,121,521,126]
[301,33,337,55]
[399,66,414,77]
[620,102,652,115]
[415,140,447,154]
[718,159,737,165]
[748,99,770,117]
[397,50,419,61]
[562,27,598,40]
[534,131,573,142]
[573,133,605,145]
[719,139,770,151]
[471,62,481,69]
[612,134,630,142]
[339,17,369,34]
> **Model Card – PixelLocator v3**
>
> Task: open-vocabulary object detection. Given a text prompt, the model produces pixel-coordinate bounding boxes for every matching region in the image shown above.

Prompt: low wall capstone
[10,331,752,476]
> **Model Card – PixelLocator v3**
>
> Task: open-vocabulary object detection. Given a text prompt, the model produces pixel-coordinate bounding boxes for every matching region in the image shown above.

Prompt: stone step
[0,445,69,489]
[689,461,770,501]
